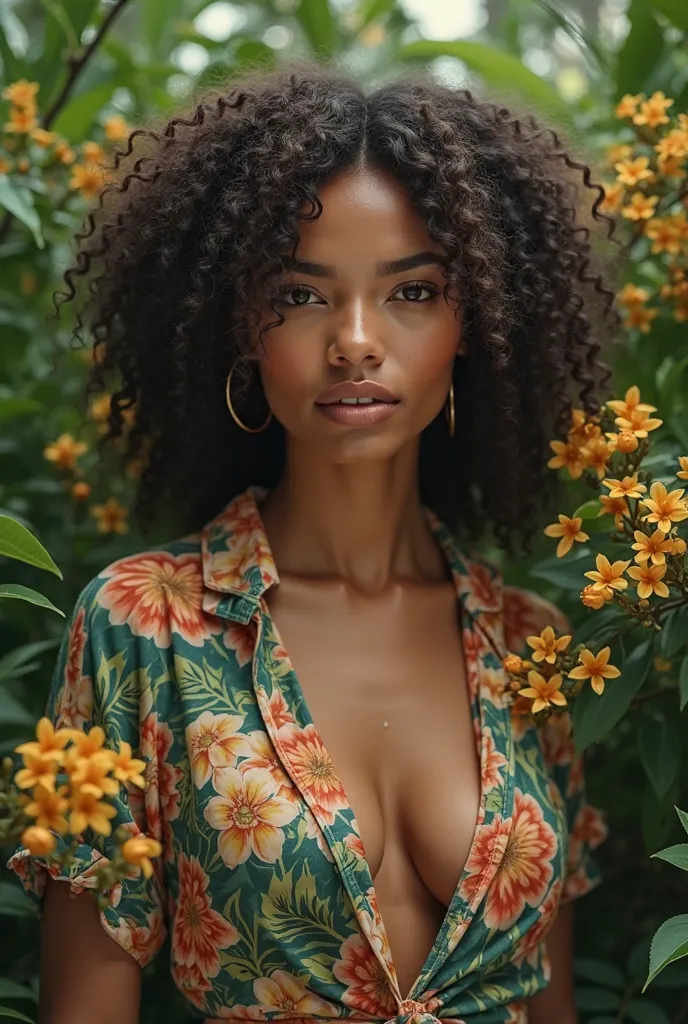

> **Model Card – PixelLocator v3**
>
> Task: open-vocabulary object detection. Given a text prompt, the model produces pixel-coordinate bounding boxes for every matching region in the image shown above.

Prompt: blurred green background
[2,0,688,1021]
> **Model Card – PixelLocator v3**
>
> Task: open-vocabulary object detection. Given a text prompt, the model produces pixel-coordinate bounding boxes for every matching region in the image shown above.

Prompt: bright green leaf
[644,915,688,989]
[648,0,688,31]
[0,516,62,577]
[680,655,688,710]
[399,40,573,128]
[639,715,681,800]
[0,397,43,420]
[652,844,688,870]
[676,807,688,836]
[616,0,664,97]
[573,500,604,520]
[52,82,118,143]
[295,0,336,56]
[574,638,653,754]
[0,180,43,249]
[0,584,65,617]
[626,997,671,1024]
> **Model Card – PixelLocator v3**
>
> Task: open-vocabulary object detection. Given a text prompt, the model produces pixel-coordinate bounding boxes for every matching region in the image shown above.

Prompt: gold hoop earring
[445,381,455,438]
[225,364,272,434]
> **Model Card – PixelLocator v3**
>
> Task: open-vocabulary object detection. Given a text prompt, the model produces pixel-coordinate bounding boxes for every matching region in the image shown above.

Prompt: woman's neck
[259,441,448,593]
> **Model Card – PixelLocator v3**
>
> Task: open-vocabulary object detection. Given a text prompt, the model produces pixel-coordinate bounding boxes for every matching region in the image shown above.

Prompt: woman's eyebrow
[284,251,443,279]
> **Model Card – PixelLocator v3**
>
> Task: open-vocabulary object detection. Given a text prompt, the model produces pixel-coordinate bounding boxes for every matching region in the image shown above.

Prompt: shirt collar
[201,486,504,640]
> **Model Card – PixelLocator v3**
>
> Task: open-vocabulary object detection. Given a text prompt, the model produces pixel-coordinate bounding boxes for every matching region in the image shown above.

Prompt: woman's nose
[327,298,385,366]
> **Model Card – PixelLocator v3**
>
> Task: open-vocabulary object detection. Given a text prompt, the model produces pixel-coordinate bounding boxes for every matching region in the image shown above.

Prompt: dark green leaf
[680,654,688,710]
[0,584,65,617]
[676,807,688,836]
[0,980,35,1002]
[0,516,62,576]
[652,844,688,870]
[0,883,36,919]
[295,0,336,56]
[642,782,680,854]
[0,180,43,250]
[0,639,60,683]
[0,398,43,421]
[616,0,665,97]
[639,715,681,800]
[574,958,626,989]
[399,40,574,128]
[660,606,688,659]
[651,957,688,987]
[648,0,688,31]
[574,639,653,753]
[575,987,621,1011]
[626,998,671,1024]
[0,686,36,728]
[530,549,591,591]
[0,1009,35,1023]
[668,413,688,452]
[644,915,688,989]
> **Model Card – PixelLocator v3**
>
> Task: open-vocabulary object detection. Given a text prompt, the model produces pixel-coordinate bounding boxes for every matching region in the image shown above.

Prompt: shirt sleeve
[6,575,167,967]
[503,584,607,903]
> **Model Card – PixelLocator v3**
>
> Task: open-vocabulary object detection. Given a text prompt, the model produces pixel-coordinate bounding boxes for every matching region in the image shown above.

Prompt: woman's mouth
[314,380,400,427]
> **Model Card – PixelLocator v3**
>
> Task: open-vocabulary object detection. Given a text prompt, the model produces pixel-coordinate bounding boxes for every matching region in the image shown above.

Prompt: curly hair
[57,61,620,554]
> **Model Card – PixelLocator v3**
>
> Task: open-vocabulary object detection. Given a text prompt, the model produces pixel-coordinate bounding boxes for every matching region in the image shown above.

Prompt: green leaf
[0,980,35,1001]
[399,40,573,128]
[0,639,60,684]
[51,82,118,143]
[530,549,591,591]
[616,0,665,97]
[0,883,36,919]
[0,1009,35,1023]
[575,987,621,1011]
[0,180,43,250]
[650,957,688,987]
[295,0,336,56]
[574,639,653,754]
[652,843,688,870]
[0,516,62,577]
[676,807,688,836]
[572,499,603,520]
[626,998,671,1024]
[0,5,28,81]
[660,606,688,659]
[642,782,679,855]
[668,413,688,452]
[639,715,681,800]
[574,958,626,989]
[0,584,65,617]
[644,914,688,989]
[647,0,688,31]
[0,686,36,728]
[0,398,43,421]
[680,654,688,710]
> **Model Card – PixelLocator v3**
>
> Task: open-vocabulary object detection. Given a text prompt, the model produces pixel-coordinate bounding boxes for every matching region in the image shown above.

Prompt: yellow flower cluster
[43,431,129,533]
[502,625,623,716]
[13,718,160,881]
[601,93,688,329]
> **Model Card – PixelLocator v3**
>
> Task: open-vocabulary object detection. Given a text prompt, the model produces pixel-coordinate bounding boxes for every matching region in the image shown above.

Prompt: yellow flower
[543,514,589,557]
[569,646,621,695]
[602,474,646,499]
[645,216,683,255]
[580,584,612,609]
[503,653,524,674]
[21,825,56,856]
[82,141,106,166]
[526,625,572,664]
[631,528,674,565]
[611,429,639,454]
[518,671,567,715]
[615,155,654,187]
[627,562,670,599]
[29,128,58,148]
[54,140,76,165]
[615,93,643,119]
[614,406,663,436]
[89,393,112,425]
[71,481,91,501]
[622,192,659,221]
[68,784,117,836]
[91,497,128,535]
[111,742,146,788]
[580,436,613,479]
[599,494,630,527]
[4,106,38,133]
[14,752,60,792]
[624,304,659,333]
[607,385,656,418]
[44,433,87,472]
[15,717,72,763]
[103,114,131,142]
[658,154,686,177]
[69,162,106,198]
[599,181,624,214]
[656,127,688,162]
[67,725,110,759]
[70,752,120,799]
[2,79,39,108]
[605,143,633,166]
[121,836,162,879]
[677,456,688,480]
[633,91,673,128]
[24,785,69,833]
[547,439,585,478]
[640,481,688,532]
[616,286,651,309]
[584,553,630,592]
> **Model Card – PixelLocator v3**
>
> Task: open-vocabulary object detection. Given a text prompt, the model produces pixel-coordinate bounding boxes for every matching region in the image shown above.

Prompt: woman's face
[256,166,462,462]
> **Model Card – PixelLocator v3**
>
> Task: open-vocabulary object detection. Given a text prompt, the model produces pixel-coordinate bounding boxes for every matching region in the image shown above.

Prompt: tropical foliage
[1,0,688,1021]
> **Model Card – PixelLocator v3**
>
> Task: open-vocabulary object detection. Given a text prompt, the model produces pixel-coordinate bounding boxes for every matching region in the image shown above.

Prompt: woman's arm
[526,903,578,1024]
[40,877,142,1024]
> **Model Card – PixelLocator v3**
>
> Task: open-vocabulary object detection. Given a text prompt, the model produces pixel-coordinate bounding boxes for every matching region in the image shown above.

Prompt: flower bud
[671,537,686,555]
[580,585,611,609]
[503,654,524,674]
[616,430,639,453]
[71,481,91,501]
[21,825,56,856]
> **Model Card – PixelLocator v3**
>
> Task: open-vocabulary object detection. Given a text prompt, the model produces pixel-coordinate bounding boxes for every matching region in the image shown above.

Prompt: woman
[12,64,614,1024]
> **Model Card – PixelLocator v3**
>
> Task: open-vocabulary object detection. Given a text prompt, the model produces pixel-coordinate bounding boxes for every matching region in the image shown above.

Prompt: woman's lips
[314,379,400,426]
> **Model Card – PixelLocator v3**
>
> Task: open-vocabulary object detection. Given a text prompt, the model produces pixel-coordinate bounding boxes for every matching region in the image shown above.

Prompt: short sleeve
[7,576,167,967]
[503,585,607,903]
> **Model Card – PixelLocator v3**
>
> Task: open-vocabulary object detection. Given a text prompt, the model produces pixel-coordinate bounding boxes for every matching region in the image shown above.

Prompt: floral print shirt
[10,487,606,1024]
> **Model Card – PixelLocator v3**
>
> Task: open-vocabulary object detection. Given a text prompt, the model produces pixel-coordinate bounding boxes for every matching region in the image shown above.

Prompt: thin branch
[0,0,132,245]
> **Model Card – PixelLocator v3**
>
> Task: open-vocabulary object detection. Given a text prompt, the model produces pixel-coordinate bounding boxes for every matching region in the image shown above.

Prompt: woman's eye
[278,286,321,307]
[392,282,438,303]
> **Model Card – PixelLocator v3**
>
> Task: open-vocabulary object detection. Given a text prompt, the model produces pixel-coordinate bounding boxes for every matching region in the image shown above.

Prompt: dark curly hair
[57,61,620,555]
